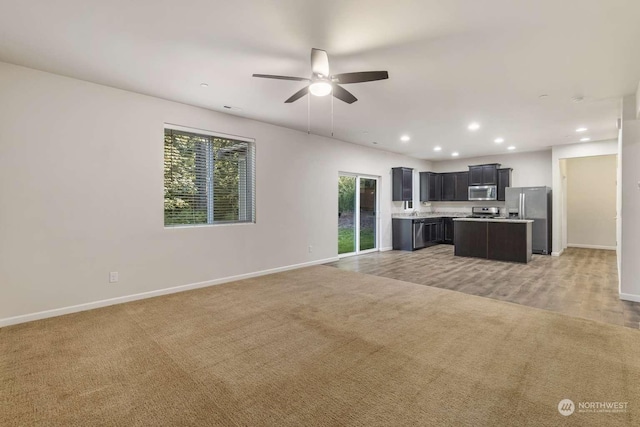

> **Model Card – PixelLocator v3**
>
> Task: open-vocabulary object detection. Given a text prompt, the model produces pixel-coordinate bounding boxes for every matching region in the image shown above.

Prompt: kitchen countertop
[453,217,533,224]
[393,212,468,219]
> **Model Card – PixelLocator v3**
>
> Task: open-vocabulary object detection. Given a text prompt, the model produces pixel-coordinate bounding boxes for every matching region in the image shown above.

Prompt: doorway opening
[563,155,617,251]
[338,173,379,256]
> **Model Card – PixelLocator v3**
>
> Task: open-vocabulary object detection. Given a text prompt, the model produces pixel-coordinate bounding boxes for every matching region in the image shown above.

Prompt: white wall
[551,140,619,256]
[565,155,617,249]
[620,93,640,301]
[0,62,431,323]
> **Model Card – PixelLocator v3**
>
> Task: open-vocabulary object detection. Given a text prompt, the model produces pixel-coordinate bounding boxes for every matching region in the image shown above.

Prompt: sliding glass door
[338,173,379,256]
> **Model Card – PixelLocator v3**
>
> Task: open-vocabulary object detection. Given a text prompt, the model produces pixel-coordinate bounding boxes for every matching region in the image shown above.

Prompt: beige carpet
[1,266,639,426]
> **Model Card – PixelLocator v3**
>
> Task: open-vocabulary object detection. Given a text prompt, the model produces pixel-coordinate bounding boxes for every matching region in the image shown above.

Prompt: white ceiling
[1,0,639,160]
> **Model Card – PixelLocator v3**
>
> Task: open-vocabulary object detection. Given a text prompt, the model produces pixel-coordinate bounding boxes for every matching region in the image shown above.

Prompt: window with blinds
[164,126,256,226]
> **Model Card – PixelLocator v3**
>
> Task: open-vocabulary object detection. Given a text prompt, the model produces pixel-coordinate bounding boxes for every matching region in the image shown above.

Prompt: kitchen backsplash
[391,200,507,217]
[391,201,509,218]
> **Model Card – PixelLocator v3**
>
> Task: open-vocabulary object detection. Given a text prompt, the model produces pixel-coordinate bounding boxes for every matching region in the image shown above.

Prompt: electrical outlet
[308,245,313,253]
[109,271,119,283]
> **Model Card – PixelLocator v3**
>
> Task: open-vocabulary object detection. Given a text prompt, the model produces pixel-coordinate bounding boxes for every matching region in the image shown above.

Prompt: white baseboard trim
[0,257,339,328]
[380,246,393,252]
[551,249,564,257]
[568,244,616,251]
[620,293,640,303]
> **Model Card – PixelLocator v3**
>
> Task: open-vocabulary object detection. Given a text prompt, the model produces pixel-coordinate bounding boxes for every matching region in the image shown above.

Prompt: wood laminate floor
[327,246,640,329]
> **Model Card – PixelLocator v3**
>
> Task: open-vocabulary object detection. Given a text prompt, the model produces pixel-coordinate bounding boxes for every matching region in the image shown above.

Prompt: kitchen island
[453,218,533,263]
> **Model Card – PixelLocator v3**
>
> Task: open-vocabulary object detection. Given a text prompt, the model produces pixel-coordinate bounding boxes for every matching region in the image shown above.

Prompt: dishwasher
[413,220,426,250]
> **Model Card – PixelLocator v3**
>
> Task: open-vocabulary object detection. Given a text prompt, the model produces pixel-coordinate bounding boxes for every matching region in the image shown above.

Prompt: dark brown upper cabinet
[454,172,469,201]
[442,173,456,201]
[419,172,441,202]
[497,168,512,201]
[468,164,500,186]
[392,167,413,201]
[421,171,468,202]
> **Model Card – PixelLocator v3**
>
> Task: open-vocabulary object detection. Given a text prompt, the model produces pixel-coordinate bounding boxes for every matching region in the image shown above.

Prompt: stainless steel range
[466,206,504,219]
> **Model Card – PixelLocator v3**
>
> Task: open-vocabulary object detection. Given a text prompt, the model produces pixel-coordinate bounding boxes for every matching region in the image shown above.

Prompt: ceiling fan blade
[311,48,330,77]
[333,71,389,84]
[253,74,310,81]
[284,86,309,103]
[332,84,357,104]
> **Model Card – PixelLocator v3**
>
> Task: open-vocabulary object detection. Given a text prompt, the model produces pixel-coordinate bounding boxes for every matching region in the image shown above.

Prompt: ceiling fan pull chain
[331,94,334,137]
[307,91,311,134]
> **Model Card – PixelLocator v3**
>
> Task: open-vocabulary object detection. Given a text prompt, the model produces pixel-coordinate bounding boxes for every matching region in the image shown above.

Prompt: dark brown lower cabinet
[442,217,454,244]
[454,221,487,258]
[454,220,532,263]
[487,222,532,263]
[392,217,452,251]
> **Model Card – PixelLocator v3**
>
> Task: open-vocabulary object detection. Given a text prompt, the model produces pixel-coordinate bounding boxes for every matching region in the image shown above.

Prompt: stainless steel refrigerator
[505,186,552,255]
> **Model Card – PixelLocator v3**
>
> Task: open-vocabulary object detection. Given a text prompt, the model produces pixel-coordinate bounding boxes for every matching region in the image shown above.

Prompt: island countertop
[453,217,533,224]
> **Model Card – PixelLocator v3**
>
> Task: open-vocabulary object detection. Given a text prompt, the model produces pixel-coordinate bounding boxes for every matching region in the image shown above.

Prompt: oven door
[468,185,497,201]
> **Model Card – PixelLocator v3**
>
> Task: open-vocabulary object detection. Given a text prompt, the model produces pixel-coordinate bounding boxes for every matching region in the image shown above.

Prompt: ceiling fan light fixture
[309,81,332,97]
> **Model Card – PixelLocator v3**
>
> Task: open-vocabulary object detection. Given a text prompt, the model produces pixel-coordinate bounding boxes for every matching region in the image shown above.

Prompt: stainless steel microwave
[468,185,497,201]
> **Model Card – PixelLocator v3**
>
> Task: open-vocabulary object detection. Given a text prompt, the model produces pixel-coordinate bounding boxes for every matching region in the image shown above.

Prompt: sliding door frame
[338,172,381,258]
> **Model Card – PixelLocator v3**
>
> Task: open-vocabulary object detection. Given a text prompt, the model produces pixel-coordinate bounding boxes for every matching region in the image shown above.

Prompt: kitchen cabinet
[454,172,469,201]
[442,217,454,244]
[468,164,500,186]
[487,221,532,263]
[422,172,468,202]
[424,219,443,245]
[419,172,442,202]
[392,218,414,250]
[392,217,448,250]
[497,168,512,201]
[392,167,413,201]
[453,220,488,258]
[469,166,483,186]
[442,173,456,200]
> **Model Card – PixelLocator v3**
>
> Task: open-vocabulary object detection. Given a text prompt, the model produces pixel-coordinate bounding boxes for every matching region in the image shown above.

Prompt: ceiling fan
[253,48,389,104]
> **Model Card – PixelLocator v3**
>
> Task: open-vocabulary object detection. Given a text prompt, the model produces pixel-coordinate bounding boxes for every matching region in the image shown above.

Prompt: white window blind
[164,127,255,226]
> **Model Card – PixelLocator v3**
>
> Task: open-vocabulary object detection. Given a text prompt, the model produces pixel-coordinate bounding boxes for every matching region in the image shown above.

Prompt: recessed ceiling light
[400,135,410,142]
[507,146,516,150]
[433,146,442,152]
[468,122,480,131]
[576,127,588,132]
[494,138,504,144]
[452,152,459,157]
[200,83,209,87]
[580,137,591,142]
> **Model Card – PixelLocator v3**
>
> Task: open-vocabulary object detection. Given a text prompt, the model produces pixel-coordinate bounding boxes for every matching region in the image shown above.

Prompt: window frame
[163,123,256,228]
